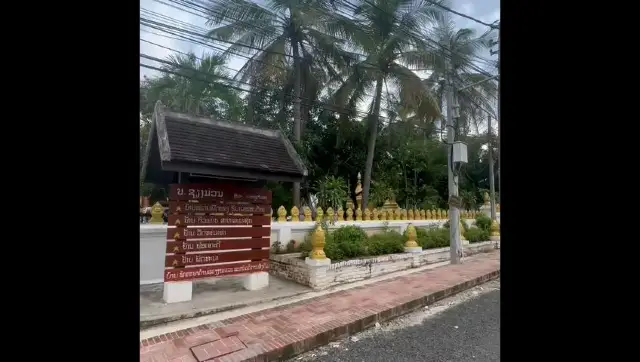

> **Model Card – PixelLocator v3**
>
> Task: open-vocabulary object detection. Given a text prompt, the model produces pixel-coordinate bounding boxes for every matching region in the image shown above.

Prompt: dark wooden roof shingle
[141,102,307,183]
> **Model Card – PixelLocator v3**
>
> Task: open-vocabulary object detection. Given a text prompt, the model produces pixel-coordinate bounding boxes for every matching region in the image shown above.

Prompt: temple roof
[141,101,308,184]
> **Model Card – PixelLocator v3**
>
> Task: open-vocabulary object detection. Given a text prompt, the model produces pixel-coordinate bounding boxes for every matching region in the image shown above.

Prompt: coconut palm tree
[204,0,354,207]
[420,14,498,138]
[322,0,444,209]
[141,52,243,120]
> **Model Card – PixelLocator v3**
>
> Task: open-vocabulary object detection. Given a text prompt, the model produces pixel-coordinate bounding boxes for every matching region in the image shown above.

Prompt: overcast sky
[140,0,499,79]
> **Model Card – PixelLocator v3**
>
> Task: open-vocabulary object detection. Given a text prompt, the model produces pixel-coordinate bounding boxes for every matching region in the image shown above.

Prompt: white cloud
[459,2,475,16]
[480,9,500,24]
[140,0,211,79]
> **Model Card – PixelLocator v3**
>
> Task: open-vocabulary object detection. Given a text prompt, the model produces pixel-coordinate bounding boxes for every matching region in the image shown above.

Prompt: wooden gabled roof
[141,101,308,184]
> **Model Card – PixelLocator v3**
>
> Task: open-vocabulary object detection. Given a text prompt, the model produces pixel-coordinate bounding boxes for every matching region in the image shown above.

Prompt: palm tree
[140,52,243,120]
[420,14,498,138]
[204,0,354,207]
[322,0,444,209]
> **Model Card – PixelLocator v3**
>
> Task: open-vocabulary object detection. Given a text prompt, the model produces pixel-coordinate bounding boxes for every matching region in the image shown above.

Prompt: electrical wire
[140,55,455,135]
[145,0,496,77]
[140,1,498,132]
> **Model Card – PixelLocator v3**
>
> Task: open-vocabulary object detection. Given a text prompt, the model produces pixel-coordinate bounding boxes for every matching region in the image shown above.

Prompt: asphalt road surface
[291,287,500,362]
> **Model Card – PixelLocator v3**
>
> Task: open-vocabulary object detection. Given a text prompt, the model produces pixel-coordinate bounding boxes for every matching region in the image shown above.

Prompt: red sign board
[165,249,269,267]
[165,183,272,283]
[168,201,271,215]
[166,238,270,253]
[169,184,272,203]
[164,260,269,282]
[167,227,270,240]
[168,214,271,227]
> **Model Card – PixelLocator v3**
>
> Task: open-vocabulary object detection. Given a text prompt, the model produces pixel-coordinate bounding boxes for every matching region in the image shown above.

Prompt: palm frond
[388,63,441,122]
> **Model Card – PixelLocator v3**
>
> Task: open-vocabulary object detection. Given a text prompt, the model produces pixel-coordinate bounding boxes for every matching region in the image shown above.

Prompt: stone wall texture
[268,241,497,290]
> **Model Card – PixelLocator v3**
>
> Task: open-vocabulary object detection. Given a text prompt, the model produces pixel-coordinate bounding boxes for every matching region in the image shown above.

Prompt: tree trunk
[362,74,384,210]
[292,40,302,207]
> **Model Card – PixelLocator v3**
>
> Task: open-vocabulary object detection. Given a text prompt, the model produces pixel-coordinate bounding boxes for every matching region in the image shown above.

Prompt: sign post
[163,184,272,303]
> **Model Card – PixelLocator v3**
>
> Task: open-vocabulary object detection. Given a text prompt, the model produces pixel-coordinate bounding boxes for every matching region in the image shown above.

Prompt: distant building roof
[141,101,307,184]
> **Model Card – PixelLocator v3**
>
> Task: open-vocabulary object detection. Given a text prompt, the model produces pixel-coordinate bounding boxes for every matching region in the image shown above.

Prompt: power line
[140,32,497,128]
[140,38,242,74]
[145,0,496,77]
[140,53,398,123]
[422,0,499,29]
[141,52,487,136]
[141,1,498,123]
[341,0,497,78]
[140,58,492,137]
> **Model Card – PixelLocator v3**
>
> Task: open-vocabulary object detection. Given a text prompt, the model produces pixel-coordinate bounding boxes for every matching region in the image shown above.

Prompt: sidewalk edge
[250,269,500,362]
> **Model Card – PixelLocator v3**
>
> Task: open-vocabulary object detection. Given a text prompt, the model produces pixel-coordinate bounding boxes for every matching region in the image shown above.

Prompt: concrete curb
[250,269,500,361]
[140,290,311,330]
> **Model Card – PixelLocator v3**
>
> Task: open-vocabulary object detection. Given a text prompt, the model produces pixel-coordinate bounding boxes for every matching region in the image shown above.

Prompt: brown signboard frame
[168,214,271,227]
[168,201,271,215]
[165,249,269,267]
[165,183,272,283]
[167,226,270,240]
[166,238,270,253]
[164,260,269,282]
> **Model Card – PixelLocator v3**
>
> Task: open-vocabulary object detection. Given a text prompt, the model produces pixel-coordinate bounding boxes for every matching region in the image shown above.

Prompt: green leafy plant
[271,240,282,254]
[314,176,348,210]
[408,226,450,249]
[286,240,297,253]
[331,225,368,259]
[369,180,396,208]
[365,231,405,255]
[474,214,492,232]
[464,228,490,243]
[299,238,312,256]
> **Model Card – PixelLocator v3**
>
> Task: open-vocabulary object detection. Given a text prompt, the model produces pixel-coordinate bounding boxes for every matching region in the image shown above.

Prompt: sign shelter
[141,101,308,303]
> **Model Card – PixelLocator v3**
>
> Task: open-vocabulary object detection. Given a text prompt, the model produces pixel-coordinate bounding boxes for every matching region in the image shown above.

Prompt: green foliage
[410,226,450,249]
[299,238,312,255]
[365,231,405,255]
[271,240,282,254]
[330,225,368,260]
[474,214,492,232]
[286,240,296,253]
[464,228,490,243]
[314,176,348,210]
[301,226,406,261]
[267,181,293,212]
[139,2,500,210]
[140,53,243,120]
[459,190,478,211]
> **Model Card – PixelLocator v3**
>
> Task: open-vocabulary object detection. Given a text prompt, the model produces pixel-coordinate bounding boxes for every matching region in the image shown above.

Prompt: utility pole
[446,66,462,264]
[491,28,501,203]
[487,115,497,220]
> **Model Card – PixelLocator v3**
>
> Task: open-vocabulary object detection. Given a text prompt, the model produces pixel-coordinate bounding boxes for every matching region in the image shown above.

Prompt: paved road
[293,289,500,362]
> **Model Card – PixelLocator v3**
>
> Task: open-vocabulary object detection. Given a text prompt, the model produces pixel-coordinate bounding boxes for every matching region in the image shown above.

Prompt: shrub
[366,231,405,255]
[415,226,450,249]
[286,240,297,253]
[443,218,469,231]
[331,225,368,259]
[474,214,492,232]
[300,225,368,261]
[271,240,282,254]
[299,238,312,255]
[464,228,490,243]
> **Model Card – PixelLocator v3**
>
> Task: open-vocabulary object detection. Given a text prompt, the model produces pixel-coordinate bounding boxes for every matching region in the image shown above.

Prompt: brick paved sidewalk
[140,251,500,362]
